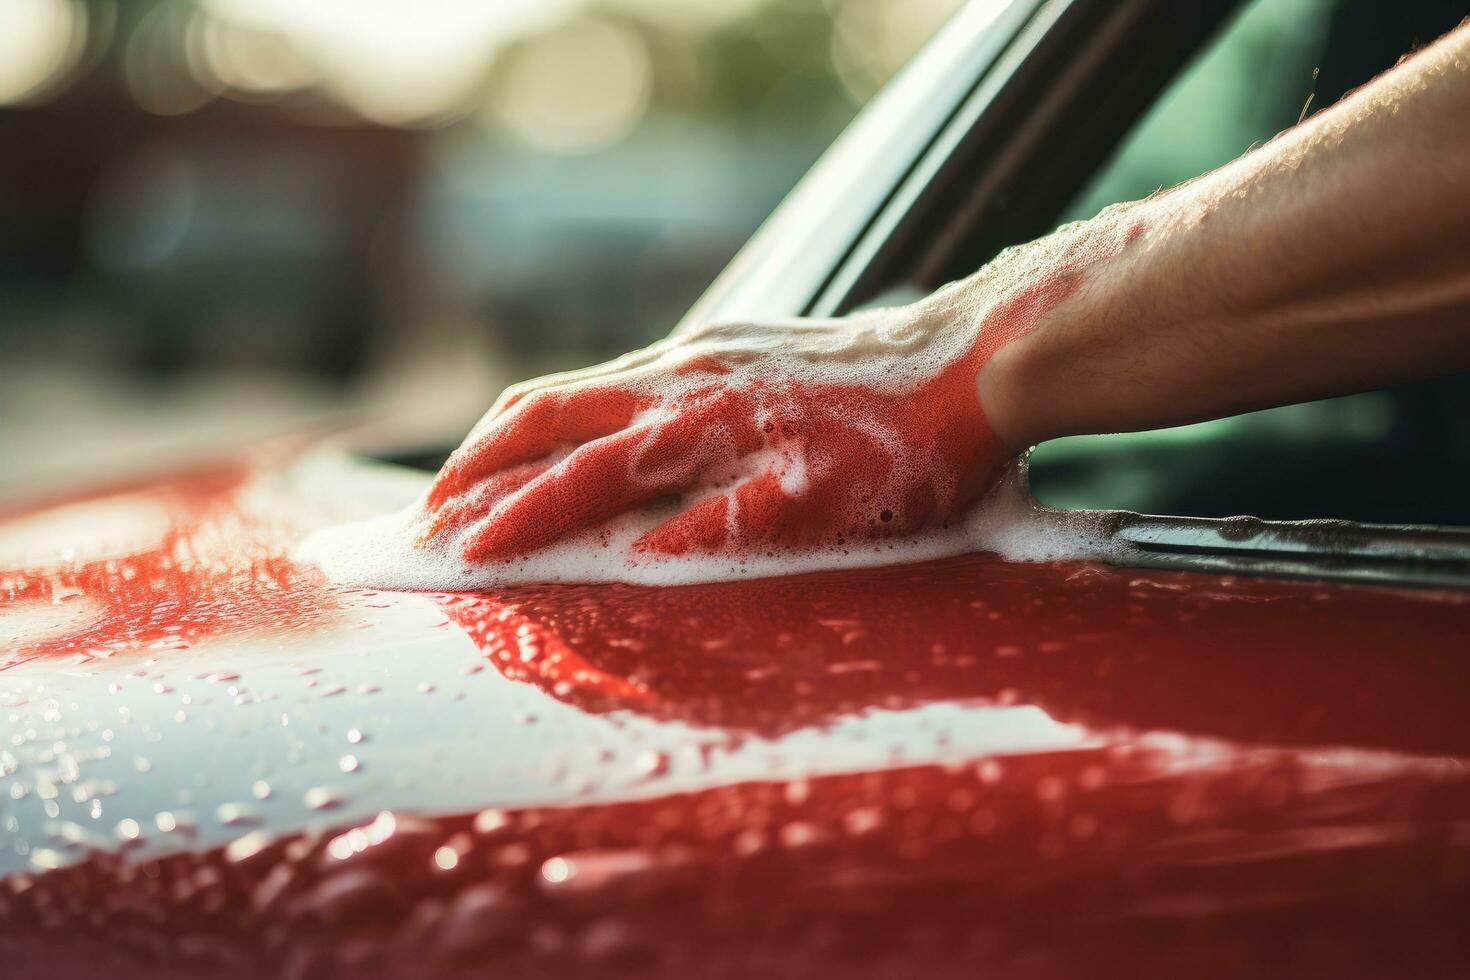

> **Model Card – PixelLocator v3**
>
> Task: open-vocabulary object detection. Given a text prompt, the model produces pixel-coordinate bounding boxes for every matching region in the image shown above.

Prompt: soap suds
[301,463,1125,590]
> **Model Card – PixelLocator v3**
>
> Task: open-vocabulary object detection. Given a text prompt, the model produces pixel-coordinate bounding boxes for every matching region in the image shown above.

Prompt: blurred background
[0,0,965,495]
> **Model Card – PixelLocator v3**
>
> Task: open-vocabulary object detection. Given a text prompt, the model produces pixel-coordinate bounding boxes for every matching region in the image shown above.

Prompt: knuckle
[494,382,534,411]
[515,387,563,417]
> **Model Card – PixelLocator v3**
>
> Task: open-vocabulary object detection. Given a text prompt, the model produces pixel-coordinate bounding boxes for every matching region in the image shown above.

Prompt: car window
[1027,0,1470,528]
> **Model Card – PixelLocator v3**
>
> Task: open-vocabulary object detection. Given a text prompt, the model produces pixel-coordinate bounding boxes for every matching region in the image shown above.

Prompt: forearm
[981,21,1470,448]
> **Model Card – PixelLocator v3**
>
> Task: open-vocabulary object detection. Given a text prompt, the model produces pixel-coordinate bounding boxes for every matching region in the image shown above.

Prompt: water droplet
[216,802,262,826]
[29,848,64,871]
[633,750,668,780]
[339,755,360,774]
[251,779,272,800]
[226,830,271,863]
[473,809,510,836]
[154,810,193,835]
[305,786,343,811]
[538,849,662,895]
[778,821,825,848]
[843,807,884,836]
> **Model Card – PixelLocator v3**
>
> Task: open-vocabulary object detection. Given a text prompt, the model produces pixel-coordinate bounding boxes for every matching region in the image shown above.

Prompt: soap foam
[299,465,1127,591]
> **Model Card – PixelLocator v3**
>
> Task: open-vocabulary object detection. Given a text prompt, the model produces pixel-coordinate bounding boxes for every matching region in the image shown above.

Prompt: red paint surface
[5,464,1470,978]
[442,555,1470,754]
[0,470,334,671]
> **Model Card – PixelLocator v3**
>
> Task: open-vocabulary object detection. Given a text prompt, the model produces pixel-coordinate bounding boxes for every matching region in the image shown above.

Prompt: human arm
[981,20,1470,448]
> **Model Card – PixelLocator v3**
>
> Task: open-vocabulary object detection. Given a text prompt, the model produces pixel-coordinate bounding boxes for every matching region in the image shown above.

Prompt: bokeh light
[125,1,215,115]
[201,0,583,126]
[0,0,87,106]
[186,14,319,99]
[486,17,654,153]
[2,0,974,127]
[608,0,770,33]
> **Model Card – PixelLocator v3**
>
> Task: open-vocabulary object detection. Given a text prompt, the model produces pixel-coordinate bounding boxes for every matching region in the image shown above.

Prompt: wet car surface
[3,450,1470,977]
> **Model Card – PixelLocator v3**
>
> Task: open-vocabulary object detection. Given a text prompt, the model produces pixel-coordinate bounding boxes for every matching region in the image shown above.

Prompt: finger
[460,425,658,561]
[423,460,549,541]
[462,391,761,561]
[625,383,762,485]
[633,493,730,555]
[633,390,915,555]
[632,465,797,556]
[443,348,723,499]
[428,386,648,510]
[726,466,857,550]
[730,469,795,543]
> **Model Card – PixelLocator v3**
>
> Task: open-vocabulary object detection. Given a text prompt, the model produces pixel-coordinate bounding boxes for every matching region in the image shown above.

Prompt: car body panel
[3,450,1470,975]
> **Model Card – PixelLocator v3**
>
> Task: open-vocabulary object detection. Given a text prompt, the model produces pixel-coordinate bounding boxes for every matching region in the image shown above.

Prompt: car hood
[3,441,1470,976]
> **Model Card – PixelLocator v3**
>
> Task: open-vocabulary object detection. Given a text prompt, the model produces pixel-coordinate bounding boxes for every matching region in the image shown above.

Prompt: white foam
[298,463,1126,591]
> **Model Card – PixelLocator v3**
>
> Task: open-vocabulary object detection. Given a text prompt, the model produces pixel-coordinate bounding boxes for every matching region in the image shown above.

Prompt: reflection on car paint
[2,464,1470,977]
[1,469,334,674]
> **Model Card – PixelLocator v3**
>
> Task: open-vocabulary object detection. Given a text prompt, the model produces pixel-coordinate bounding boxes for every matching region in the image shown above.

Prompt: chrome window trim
[1102,511,1470,589]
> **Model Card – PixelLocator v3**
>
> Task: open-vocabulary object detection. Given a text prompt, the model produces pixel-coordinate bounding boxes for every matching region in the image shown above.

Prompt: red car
[4,1,1470,977]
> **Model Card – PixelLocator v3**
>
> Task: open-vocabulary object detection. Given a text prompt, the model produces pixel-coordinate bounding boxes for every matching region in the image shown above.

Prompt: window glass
[1028,0,1470,527]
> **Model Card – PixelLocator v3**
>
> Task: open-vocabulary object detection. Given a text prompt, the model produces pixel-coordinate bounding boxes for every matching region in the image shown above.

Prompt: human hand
[422,218,1136,565]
